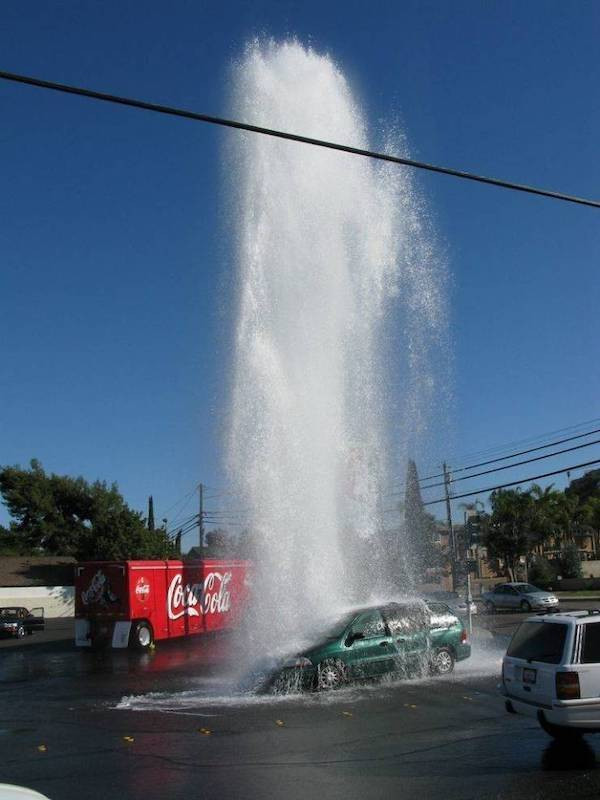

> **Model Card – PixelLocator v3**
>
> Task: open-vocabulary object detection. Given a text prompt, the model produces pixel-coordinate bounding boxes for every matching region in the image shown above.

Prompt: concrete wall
[575,560,600,579]
[0,585,74,617]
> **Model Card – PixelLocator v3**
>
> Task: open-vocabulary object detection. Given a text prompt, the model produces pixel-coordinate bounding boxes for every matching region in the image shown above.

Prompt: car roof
[525,610,600,624]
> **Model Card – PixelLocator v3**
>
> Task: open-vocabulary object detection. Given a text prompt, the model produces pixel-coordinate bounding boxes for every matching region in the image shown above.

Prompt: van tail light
[460,628,468,644]
[556,671,580,700]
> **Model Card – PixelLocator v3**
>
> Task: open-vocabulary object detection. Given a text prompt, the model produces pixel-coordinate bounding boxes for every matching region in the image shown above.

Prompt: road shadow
[541,737,597,771]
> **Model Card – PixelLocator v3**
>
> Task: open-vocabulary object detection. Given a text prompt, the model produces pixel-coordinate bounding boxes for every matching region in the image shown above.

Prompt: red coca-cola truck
[74,559,251,649]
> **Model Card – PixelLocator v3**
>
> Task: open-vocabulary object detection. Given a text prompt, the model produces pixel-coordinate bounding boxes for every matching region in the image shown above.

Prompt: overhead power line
[387,424,600,492]
[438,424,600,479]
[417,436,600,491]
[1,69,599,209]
[427,416,600,475]
[421,457,600,507]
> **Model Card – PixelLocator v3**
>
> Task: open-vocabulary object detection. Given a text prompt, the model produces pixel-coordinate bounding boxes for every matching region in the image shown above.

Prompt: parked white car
[501,610,600,738]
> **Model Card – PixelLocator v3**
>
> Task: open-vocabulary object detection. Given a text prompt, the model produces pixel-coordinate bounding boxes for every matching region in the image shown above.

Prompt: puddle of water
[116,637,506,713]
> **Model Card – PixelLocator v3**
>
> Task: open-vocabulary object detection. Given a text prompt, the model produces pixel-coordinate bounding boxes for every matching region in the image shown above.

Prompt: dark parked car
[0,606,45,639]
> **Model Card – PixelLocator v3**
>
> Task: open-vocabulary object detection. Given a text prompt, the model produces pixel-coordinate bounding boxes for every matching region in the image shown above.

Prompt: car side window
[494,586,505,594]
[582,623,600,663]
[351,610,386,638]
[427,603,454,628]
[385,605,427,634]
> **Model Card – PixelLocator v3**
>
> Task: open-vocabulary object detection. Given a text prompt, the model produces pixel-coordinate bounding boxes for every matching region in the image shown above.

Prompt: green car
[270,600,471,692]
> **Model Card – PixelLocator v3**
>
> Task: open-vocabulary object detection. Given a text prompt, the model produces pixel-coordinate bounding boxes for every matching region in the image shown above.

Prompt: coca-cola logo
[167,572,232,621]
[135,577,150,600]
[81,569,118,607]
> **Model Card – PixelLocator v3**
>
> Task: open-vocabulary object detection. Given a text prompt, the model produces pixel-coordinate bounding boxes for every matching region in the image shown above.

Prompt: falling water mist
[225,40,448,658]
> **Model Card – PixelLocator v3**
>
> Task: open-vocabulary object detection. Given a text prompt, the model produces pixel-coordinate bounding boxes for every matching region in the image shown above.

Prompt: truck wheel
[130,621,154,650]
[16,625,25,639]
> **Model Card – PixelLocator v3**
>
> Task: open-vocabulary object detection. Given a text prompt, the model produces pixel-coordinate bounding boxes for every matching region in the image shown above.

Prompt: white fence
[0,586,74,617]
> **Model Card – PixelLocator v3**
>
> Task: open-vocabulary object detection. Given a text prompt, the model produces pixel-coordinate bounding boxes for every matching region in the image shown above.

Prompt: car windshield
[516,584,542,594]
[318,611,362,639]
[0,608,19,617]
[507,621,567,663]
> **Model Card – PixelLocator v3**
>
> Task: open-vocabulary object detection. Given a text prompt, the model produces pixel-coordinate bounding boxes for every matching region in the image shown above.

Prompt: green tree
[528,556,556,587]
[480,489,535,580]
[0,459,174,560]
[581,497,600,556]
[566,469,600,506]
[403,459,443,583]
[529,483,563,551]
[559,542,583,579]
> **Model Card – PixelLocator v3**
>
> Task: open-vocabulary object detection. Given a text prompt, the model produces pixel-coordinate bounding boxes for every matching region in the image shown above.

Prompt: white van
[501,610,600,739]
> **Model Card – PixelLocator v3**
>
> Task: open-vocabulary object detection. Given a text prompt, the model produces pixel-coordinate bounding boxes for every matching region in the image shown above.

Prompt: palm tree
[529,484,561,554]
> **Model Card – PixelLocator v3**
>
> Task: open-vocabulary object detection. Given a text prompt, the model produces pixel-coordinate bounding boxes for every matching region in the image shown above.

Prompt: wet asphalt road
[3,606,600,800]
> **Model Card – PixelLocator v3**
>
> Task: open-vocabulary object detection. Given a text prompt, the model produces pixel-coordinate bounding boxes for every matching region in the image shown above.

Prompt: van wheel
[130,621,154,650]
[431,648,454,675]
[539,714,583,740]
[315,659,347,691]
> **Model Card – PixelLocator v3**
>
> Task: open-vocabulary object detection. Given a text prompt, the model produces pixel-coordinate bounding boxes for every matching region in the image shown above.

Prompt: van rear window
[582,623,600,663]
[507,621,567,664]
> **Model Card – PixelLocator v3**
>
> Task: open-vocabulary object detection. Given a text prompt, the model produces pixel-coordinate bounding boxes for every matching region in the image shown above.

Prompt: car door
[384,604,429,675]
[493,585,510,609]
[504,586,521,609]
[344,610,396,679]
[27,607,45,631]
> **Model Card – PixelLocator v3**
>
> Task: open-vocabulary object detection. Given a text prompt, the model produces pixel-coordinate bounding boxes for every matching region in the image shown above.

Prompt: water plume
[225,40,447,655]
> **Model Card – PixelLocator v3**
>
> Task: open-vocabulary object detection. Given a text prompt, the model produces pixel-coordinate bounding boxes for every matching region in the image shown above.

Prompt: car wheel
[16,625,25,639]
[315,659,347,691]
[130,621,154,650]
[485,601,496,615]
[431,647,454,675]
[520,600,532,612]
[539,714,583,741]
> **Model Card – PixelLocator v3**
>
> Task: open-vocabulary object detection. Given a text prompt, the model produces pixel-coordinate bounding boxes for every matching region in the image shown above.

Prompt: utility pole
[443,462,457,590]
[198,483,204,553]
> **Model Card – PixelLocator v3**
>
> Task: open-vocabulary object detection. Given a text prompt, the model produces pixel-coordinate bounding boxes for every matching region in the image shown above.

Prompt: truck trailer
[74,559,251,649]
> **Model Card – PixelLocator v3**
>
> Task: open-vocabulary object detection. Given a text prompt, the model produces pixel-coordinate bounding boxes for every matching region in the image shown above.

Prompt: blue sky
[1,1,599,546]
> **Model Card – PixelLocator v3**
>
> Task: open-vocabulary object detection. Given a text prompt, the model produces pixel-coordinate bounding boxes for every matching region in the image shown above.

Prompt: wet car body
[0,607,45,638]
[270,600,470,692]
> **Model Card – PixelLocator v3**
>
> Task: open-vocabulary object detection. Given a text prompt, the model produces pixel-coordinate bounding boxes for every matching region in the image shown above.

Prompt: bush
[559,543,583,580]
[528,556,556,588]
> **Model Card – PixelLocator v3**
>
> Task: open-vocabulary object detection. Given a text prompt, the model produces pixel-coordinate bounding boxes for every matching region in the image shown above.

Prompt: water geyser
[226,40,446,655]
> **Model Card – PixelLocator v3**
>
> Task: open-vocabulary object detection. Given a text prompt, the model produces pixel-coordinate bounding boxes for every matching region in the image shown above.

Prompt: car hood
[299,637,343,664]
